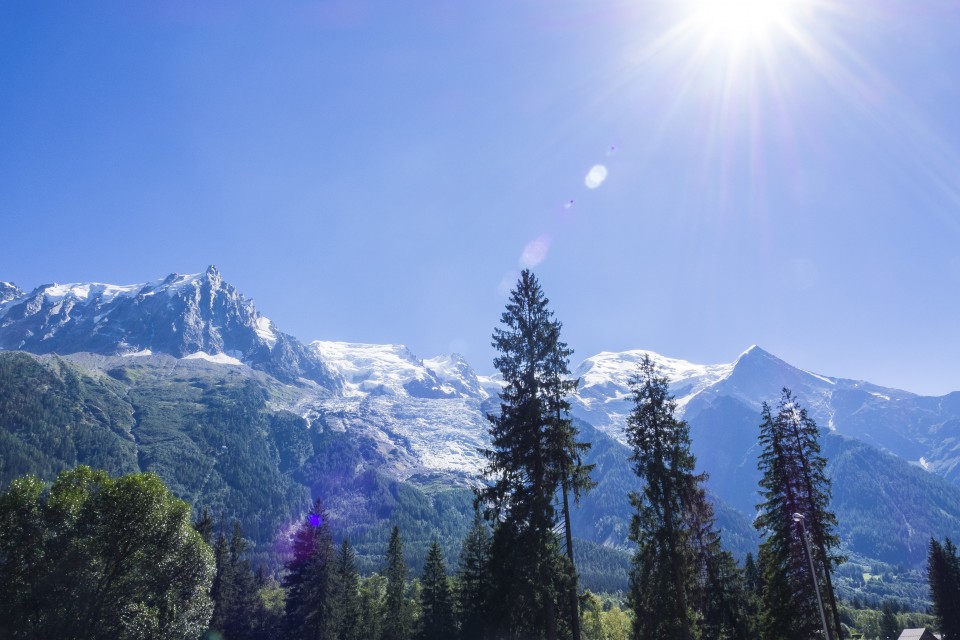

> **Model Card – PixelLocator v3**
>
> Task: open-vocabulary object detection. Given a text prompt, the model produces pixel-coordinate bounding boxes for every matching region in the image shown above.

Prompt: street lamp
[793,512,832,640]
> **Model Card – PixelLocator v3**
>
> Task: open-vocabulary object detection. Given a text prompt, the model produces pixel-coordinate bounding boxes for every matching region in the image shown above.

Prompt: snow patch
[43,282,142,303]
[254,316,278,348]
[803,370,836,385]
[183,351,244,366]
[311,341,439,397]
[123,349,153,357]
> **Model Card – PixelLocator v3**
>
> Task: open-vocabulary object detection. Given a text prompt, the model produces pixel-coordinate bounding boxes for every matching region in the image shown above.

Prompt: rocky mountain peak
[0,268,338,390]
[0,282,22,304]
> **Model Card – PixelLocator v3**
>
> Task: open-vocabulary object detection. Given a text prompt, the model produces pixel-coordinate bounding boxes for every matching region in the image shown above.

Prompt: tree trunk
[562,479,581,640]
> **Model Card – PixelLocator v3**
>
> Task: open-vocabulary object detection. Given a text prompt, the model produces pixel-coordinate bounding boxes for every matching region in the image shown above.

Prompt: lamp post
[793,512,831,640]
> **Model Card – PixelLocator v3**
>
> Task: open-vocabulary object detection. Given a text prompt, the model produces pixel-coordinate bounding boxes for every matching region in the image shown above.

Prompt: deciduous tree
[0,466,214,640]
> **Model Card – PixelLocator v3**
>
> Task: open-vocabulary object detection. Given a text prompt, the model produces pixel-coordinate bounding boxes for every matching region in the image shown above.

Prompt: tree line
[0,269,954,639]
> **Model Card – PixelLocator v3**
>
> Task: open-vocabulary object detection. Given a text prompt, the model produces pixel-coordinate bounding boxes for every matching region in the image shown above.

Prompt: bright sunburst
[684,0,799,50]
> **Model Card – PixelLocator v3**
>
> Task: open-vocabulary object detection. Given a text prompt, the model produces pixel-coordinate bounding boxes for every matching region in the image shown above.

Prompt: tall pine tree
[333,538,363,640]
[928,537,960,639]
[419,542,456,640]
[625,355,697,640]
[477,269,592,640]
[220,521,260,640]
[384,525,412,640]
[684,484,748,640]
[457,508,491,640]
[754,389,841,640]
[284,499,336,640]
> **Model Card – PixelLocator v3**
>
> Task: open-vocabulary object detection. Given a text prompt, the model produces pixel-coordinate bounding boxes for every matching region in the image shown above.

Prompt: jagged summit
[0,282,22,304]
[0,268,337,389]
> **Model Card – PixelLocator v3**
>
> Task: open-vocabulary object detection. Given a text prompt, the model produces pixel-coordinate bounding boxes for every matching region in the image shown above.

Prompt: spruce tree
[879,601,900,640]
[477,269,592,640]
[384,525,412,640]
[333,538,363,640]
[224,522,261,640]
[684,484,748,640]
[754,389,841,640]
[457,508,491,640]
[928,537,960,639]
[419,542,456,640]
[625,355,696,640]
[284,499,336,640]
[209,530,233,634]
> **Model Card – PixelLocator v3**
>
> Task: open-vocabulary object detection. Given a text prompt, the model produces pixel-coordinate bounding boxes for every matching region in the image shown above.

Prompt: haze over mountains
[2,266,960,584]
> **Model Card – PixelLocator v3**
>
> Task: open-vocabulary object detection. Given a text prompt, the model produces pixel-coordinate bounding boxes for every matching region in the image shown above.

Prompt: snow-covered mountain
[3,267,958,488]
[568,345,960,484]
[0,267,338,388]
[4,267,960,567]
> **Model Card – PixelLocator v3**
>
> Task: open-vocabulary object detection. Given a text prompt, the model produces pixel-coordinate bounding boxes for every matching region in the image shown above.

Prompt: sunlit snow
[183,351,244,366]
[254,316,278,348]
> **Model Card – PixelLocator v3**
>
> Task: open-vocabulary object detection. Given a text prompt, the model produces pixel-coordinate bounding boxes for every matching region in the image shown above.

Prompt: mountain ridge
[4,267,960,582]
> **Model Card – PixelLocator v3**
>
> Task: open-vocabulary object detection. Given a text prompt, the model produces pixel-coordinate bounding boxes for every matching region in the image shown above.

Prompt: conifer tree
[625,355,697,640]
[384,525,412,640]
[457,508,492,640]
[284,499,336,640]
[880,601,900,640]
[333,538,363,640]
[754,389,841,640]
[477,269,592,640]
[420,542,456,640]
[928,537,960,639]
[209,530,233,634]
[741,552,763,637]
[221,521,260,640]
[195,508,214,544]
[684,485,748,640]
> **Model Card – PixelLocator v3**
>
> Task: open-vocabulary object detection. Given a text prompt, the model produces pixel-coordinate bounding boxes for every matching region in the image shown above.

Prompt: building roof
[897,629,938,640]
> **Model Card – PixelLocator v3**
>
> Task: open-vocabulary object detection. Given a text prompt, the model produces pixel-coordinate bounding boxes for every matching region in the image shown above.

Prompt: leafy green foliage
[0,466,214,639]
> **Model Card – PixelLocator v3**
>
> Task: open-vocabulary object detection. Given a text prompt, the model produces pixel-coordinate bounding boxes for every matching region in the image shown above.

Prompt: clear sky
[2,1,959,395]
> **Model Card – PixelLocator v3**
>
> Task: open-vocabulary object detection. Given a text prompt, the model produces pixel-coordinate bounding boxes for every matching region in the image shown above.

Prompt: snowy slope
[311,342,486,400]
[570,349,733,443]
[4,267,960,491]
[0,267,337,388]
[301,341,491,479]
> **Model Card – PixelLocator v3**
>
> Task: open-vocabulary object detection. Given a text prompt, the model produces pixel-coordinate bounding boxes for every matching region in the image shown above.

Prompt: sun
[684,0,799,50]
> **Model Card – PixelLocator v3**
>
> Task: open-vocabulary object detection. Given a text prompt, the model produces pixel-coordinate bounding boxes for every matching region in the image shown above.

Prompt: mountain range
[2,267,959,602]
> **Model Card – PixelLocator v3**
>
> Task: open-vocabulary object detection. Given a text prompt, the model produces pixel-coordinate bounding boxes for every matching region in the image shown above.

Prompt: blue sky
[2,1,959,394]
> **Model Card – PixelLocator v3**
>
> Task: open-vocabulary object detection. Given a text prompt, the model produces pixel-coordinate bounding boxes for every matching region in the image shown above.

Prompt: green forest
[1,270,958,639]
